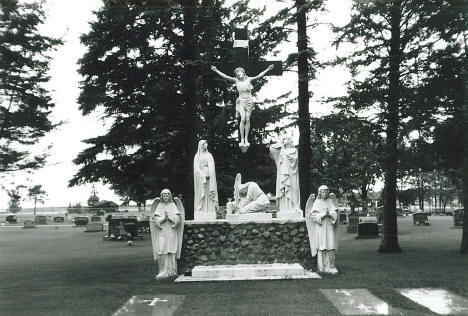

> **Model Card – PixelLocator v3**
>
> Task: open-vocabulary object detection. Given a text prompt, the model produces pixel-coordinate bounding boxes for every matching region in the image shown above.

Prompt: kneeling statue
[227,174,270,214]
[150,189,185,279]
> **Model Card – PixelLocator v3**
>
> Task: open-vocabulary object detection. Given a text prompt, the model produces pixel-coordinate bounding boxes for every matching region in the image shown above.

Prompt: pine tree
[333,0,459,252]
[0,0,62,174]
[70,0,290,218]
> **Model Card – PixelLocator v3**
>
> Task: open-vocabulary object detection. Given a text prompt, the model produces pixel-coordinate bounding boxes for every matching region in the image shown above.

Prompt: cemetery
[1,215,467,315]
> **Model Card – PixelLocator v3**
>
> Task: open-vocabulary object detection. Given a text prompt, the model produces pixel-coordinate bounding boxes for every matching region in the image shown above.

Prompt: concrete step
[175,263,321,282]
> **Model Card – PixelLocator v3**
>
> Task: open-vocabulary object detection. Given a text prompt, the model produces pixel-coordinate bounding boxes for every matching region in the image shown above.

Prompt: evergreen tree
[332,0,459,253]
[70,0,290,218]
[0,0,62,174]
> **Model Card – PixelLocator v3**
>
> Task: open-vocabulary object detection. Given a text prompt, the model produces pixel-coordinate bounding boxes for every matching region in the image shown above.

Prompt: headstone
[23,220,36,229]
[35,215,48,224]
[112,295,185,316]
[398,288,468,315]
[320,289,401,315]
[85,222,104,232]
[413,212,430,226]
[357,222,379,239]
[106,216,142,240]
[73,216,89,227]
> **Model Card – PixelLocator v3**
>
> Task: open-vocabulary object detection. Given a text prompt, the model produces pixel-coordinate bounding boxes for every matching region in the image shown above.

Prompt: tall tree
[333,0,458,253]
[71,0,290,218]
[296,0,311,211]
[0,0,61,174]
[27,184,46,215]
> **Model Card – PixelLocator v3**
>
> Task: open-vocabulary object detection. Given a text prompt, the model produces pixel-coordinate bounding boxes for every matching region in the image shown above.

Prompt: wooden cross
[211,28,282,77]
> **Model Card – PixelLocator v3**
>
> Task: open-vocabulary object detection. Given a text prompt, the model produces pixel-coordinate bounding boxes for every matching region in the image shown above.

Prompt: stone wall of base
[179,219,315,274]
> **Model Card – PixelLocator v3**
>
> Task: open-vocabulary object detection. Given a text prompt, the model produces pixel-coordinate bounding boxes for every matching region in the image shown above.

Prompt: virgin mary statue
[193,140,218,216]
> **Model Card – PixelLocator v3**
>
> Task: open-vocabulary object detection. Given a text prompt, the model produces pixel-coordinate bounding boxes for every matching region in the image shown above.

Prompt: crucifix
[211,28,282,153]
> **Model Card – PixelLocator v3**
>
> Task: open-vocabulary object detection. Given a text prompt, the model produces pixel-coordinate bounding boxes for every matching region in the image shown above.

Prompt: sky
[0,0,353,210]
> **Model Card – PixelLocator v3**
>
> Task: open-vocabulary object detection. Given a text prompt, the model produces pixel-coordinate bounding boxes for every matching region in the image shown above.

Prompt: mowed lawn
[0,216,467,316]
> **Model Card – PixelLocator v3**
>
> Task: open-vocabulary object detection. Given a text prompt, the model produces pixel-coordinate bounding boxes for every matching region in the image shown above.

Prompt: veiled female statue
[150,189,185,279]
[193,140,218,215]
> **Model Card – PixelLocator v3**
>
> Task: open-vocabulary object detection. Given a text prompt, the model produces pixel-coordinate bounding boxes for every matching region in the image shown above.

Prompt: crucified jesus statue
[211,64,274,148]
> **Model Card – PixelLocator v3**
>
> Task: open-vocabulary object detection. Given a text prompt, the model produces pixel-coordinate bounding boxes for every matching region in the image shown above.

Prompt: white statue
[227,174,270,214]
[150,189,185,279]
[269,136,301,213]
[211,64,274,148]
[305,185,339,274]
[193,140,218,216]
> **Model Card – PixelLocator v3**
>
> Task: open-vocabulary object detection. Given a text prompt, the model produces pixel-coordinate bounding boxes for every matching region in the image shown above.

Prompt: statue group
[149,67,339,279]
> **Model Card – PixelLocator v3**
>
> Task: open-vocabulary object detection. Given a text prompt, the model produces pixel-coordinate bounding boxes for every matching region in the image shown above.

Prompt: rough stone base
[179,218,315,274]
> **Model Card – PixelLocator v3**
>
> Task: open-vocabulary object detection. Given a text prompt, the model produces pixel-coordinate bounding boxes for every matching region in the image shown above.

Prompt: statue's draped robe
[193,149,218,214]
[235,78,254,116]
[238,182,270,213]
[305,197,339,273]
[270,145,300,213]
[150,202,182,278]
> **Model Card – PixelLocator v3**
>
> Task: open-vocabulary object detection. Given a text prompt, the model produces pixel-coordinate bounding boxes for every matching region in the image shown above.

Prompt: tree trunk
[181,1,198,220]
[361,184,368,214]
[379,1,402,253]
[296,0,311,212]
[460,30,468,253]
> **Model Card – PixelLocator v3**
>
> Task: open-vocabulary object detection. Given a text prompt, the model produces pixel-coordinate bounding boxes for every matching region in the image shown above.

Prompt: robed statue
[193,140,219,216]
[150,189,185,279]
[269,136,301,213]
[226,173,270,214]
[305,185,339,274]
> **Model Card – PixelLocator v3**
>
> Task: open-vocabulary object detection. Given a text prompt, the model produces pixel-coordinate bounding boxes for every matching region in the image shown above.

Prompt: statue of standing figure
[305,185,339,274]
[150,189,185,279]
[269,136,301,213]
[193,140,218,217]
[211,64,274,148]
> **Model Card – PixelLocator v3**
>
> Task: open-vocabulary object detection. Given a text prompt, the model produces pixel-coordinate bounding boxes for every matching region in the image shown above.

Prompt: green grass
[0,217,467,316]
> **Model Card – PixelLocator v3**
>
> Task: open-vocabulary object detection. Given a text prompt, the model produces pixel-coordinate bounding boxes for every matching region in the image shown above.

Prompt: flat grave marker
[320,289,401,315]
[398,288,468,315]
[112,295,185,316]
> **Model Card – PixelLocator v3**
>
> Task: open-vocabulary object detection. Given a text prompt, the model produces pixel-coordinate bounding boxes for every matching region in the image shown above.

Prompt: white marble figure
[193,140,219,216]
[227,174,270,214]
[150,189,185,279]
[305,185,339,274]
[211,64,274,148]
[269,136,301,213]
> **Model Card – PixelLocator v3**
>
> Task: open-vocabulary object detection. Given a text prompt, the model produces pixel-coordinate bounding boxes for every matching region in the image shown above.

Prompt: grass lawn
[0,216,467,316]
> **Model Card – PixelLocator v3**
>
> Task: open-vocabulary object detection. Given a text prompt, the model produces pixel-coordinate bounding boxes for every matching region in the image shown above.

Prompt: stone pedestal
[175,263,320,282]
[226,213,272,220]
[194,212,217,221]
[276,210,303,219]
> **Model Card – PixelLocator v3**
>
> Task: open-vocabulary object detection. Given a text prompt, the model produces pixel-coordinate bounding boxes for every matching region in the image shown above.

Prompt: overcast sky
[0,0,352,210]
